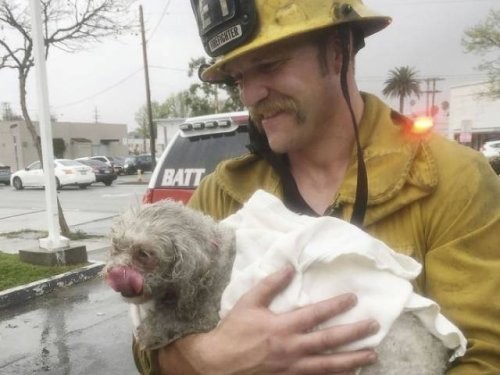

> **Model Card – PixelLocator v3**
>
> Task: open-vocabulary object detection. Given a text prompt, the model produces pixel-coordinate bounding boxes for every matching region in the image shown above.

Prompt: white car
[10,159,95,190]
[480,140,500,159]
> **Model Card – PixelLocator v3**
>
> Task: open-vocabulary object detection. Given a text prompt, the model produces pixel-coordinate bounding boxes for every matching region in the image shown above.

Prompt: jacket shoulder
[188,154,281,219]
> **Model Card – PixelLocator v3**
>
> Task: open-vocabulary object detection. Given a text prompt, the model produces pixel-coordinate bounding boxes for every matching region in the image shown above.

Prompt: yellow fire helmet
[191,0,391,83]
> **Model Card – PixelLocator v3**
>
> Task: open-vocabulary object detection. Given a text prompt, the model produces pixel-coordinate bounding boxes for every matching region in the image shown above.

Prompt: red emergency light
[411,116,434,134]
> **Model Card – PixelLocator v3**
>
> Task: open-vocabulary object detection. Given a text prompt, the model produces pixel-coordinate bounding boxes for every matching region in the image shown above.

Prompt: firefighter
[134,0,500,373]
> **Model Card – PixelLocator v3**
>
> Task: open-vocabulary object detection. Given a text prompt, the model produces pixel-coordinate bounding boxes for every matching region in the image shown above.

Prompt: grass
[1,229,46,239]
[2,229,104,241]
[0,251,87,291]
[0,229,102,291]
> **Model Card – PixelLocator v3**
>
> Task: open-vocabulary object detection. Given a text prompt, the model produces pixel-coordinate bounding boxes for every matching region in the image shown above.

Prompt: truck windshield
[155,126,250,189]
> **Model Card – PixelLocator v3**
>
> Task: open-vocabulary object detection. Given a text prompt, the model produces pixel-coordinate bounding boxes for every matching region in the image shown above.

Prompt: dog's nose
[105,266,144,297]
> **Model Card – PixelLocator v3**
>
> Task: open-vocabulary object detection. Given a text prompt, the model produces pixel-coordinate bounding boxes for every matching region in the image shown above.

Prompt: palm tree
[382,66,421,114]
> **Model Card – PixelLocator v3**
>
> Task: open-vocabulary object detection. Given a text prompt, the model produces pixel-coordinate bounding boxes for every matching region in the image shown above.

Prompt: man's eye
[259,58,288,73]
[227,72,242,86]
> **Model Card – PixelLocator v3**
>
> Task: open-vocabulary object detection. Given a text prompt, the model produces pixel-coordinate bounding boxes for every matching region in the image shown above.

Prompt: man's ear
[330,32,344,75]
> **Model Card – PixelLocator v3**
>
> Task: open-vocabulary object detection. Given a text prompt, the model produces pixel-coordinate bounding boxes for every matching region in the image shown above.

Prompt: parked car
[480,140,500,159]
[86,155,124,175]
[489,156,500,175]
[143,111,250,204]
[11,159,95,190]
[75,158,117,186]
[123,154,154,175]
[0,163,11,185]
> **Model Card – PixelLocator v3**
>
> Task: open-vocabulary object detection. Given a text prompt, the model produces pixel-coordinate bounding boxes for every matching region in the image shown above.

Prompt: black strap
[246,26,368,226]
[247,123,318,216]
[338,27,368,227]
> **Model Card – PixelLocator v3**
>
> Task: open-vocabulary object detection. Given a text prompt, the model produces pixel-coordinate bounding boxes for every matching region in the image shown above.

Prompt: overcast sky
[0,0,497,131]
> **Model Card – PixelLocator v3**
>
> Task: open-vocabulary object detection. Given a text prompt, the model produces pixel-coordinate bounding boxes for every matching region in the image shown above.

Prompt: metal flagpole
[29,0,69,250]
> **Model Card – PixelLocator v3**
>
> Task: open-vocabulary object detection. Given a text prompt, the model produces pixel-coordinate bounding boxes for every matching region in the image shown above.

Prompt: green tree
[135,101,171,139]
[185,57,243,116]
[135,57,245,138]
[52,138,66,158]
[462,9,500,98]
[0,102,22,120]
[161,92,190,119]
[382,66,421,114]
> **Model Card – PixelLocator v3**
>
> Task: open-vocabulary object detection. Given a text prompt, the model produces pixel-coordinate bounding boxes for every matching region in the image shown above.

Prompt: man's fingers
[292,349,377,374]
[238,264,295,307]
[285,293,358,332]
[297,319,380,354]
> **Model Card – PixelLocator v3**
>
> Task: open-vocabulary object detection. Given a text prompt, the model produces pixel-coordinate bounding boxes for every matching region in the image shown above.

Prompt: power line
[50,65,189,109]
[53,68,143,108]
[420,77,445,115]
[149,65,189,73]
[146,0,173,42]
[358,73,487,82]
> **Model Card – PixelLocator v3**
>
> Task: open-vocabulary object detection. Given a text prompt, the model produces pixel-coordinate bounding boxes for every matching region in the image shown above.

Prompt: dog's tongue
[105,266,143,297]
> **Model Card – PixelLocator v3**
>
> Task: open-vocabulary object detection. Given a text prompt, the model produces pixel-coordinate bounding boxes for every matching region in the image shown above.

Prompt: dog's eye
[136,249,150,259]
[132,247,158,270]
[110,247,121,255]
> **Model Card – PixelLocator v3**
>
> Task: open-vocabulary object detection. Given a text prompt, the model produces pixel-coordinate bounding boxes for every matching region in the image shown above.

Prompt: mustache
[249,97,300,124]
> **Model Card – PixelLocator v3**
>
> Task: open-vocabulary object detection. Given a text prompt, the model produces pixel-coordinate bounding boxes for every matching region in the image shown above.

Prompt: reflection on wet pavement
[0,277,136,374]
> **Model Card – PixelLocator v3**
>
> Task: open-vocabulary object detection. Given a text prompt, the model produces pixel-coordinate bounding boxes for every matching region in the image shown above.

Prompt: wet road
[0,175,148,374]
[0,277,137,374]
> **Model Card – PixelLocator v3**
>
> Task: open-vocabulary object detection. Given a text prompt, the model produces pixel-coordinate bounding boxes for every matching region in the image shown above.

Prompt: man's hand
[158,264,379,374]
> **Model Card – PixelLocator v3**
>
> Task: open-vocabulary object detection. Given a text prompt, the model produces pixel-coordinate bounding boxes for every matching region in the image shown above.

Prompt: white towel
[220,190,467,360]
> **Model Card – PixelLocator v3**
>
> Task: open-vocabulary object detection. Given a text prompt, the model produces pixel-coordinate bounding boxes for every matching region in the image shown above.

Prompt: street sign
[459,132,472,143]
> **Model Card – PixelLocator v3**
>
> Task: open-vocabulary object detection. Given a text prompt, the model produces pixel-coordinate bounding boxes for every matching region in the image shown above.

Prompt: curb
[117,181,149,185]
[0,261,105,310]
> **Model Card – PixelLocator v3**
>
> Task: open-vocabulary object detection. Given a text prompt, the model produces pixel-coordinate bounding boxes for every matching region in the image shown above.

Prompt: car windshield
[80,159,104,167]
[154,126,249,189]
[27,161,41,169]
[58,160,84,166]
[108,156,124,164]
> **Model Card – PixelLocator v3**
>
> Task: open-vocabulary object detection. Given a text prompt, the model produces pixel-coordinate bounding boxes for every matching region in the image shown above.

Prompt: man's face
[224,36,343,154]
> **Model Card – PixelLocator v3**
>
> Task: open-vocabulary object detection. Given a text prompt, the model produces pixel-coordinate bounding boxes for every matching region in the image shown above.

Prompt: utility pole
[139,5,156,168]
[421,77,444,116]
[94,106,99,123]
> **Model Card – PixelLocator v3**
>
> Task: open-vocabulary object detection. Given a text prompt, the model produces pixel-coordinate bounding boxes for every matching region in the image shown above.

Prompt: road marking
[0,209,46,221]
[100,193,135,198]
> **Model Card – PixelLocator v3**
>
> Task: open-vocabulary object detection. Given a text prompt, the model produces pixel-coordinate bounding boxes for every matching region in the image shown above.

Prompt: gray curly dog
[103,199,450,374]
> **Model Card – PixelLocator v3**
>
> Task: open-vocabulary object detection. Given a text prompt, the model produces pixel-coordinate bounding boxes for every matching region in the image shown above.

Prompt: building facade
[0,120,128,171]
[124,118,185,156]
[448,82,500,150]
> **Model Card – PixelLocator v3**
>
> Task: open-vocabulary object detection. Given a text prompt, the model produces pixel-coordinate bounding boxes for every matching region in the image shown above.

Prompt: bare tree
[0,0,136,161]
[0,0,136,235]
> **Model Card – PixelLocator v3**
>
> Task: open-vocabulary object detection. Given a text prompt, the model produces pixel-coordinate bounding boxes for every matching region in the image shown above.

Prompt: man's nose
[239,74,269,107]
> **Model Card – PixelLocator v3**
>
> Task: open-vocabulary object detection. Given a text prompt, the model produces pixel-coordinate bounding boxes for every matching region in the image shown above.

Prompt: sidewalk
[0,208,114,255]
[0,210,114,309]
[0,174,153,308]
[0,208,115,236]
